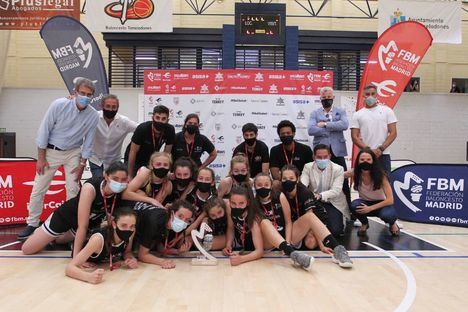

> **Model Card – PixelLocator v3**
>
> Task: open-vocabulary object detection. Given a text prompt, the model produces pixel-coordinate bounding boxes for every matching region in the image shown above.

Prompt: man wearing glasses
[308,87,351,210]
[18,78,99,240]
[350,84,398,175]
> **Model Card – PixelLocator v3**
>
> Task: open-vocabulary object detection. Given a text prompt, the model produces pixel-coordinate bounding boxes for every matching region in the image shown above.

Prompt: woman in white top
[350,148,398,236]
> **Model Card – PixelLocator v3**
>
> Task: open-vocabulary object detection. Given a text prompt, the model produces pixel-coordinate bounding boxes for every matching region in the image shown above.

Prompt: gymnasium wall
[1,1,468,93]
[0,87,466,164]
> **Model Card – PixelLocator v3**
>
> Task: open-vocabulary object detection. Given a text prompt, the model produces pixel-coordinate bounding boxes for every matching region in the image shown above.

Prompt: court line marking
[369,219,452,251]
[412,233,468,236]
[0,241,21,250]
[364,242,416,312]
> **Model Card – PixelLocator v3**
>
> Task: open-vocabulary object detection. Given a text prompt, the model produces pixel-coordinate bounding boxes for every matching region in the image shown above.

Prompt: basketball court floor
[1,219,467,312]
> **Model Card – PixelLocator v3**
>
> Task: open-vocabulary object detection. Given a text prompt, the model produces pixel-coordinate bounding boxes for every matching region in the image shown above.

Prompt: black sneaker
[17,225,38,240]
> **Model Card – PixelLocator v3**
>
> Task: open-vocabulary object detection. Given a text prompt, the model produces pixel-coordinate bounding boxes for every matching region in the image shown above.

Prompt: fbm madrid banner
[0,0,80,30]
[85,0,172,32]
[0,159,66,225]
[40,16,109,110]
[392,164,468,228]
[379,0,461,44]
[143,69,333,180]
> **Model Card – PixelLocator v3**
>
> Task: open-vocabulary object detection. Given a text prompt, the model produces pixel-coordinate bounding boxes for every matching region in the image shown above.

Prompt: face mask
[186,124,198,135]
[197,181,212,193]
[256,187,271,198]
[153,167,169,179]
[76,94,91,107]
[365,96,377,107]
[233,173,247,183]
[102,109,117,119]
[109,179,127,193]
[280,135,294,145]
[358,161,373,171]
[115,227,134,243]
[282,180,297,193]
[153,121,166,131]
[316,159,330,170]
[230,207,246,218]
[245,138,256,146]
[171,215,188,233]
[321,99,333,108]
[175,177,191,188]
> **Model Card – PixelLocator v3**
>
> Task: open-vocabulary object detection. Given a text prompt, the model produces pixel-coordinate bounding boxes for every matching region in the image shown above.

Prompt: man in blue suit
[307,87,351,211]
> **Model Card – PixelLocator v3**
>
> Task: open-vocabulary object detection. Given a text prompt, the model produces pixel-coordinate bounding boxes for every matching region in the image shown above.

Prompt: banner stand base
[191,257,218,266]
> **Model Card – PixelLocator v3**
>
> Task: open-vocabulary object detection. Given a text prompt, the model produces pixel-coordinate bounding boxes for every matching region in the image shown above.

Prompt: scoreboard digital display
[235,3,286,45]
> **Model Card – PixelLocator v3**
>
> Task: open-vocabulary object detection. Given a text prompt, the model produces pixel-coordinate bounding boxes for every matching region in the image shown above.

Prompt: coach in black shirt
[270,120,313,180]
[172,113,217,168]
[232,123,269,178]
[127,105,175,178]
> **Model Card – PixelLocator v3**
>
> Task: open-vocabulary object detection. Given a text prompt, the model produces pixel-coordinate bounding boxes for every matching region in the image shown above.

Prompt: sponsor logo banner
[392,164,468,228]
[0,160,66,225]
[379,0,461,44]
[40,16,109,109]
[0,0,80,30]
[144,69,333,95]
[85,0,172,33]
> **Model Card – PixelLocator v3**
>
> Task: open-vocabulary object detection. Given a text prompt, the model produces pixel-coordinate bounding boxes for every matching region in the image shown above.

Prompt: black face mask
[115,227,134,243]
[231,207,246,218]
[282,180,297,193]
[321,99,333,108]
[197,181,212,193]
[186,124,199,135]
[245,138,256,146]
[153,167,169,179]
[280,135,294,145]
[233,174,247,183]
[102,109,117,119]
[358,162,373,171]
[256,187,271,198]
[175,177,191,188]
[153,121,166,132]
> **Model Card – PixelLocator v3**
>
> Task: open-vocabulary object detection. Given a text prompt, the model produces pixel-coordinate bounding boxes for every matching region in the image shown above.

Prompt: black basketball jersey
[186,188,214,221]
[259,195,286,237]
[87,228,127,263]
[207,215,227,236]
[54,177,122,230]
[231,213,254,251]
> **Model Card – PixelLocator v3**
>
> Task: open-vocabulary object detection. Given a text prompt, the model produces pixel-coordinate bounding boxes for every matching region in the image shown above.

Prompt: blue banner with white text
[40,16,108,110]
[392,164,468,227]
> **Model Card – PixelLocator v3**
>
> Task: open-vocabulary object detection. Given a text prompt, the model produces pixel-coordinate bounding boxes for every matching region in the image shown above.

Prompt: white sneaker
[353,219,362,227]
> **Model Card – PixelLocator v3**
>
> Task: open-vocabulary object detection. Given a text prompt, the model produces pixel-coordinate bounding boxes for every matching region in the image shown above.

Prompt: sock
[322,234,339,249]
[279,241,295,256]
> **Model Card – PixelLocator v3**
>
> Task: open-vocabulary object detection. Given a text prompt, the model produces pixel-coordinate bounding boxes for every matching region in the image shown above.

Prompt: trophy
[191,222,218,266]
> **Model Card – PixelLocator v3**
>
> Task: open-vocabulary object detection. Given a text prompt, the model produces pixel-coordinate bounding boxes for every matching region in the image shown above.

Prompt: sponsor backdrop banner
[0,0,80,30]
[379,0,462,44]
[40,16,109,110]
[142,69,333,180]
[352,21,432,166]
[85,0,172,32]
[392,164,468,228]
[0,160,66,225]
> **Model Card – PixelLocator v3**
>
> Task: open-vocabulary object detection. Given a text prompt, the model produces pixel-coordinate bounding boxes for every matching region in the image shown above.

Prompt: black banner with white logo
[40,15,108,109]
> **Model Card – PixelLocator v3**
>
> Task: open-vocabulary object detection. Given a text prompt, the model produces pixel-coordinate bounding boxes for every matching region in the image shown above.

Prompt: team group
[18,78,398,284]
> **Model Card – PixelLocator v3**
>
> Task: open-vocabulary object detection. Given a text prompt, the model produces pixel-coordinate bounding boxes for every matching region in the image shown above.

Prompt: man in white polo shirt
[350,84,398,175]
[89,94,138,177]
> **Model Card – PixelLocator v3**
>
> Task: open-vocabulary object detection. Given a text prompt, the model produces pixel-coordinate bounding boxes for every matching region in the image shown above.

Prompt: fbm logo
[0,175,12,188]
[51,37,92,71]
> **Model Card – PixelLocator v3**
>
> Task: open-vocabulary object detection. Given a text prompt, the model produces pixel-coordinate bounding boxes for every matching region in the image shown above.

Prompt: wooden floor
[1,220,468,312]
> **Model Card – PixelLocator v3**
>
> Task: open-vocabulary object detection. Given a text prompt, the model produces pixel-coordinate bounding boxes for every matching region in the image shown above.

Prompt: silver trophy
[191,222,218,266]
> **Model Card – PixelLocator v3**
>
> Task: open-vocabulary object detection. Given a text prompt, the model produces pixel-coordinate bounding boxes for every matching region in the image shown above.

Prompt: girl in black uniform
[218,153,253,199]
[224,186,315,271]
[123,151,173,207]
[165,157,197,205]
[135,199,195,269]
[184,167,217,234]
[280,165,353,268]
[22,162,129,258]
[194,197,228,251]
[65,207,138,284]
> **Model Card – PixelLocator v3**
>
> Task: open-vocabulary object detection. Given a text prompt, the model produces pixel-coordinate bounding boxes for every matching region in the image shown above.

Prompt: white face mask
[365,96,377,106]
[171,214,188,233]
[108,179,128,193]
